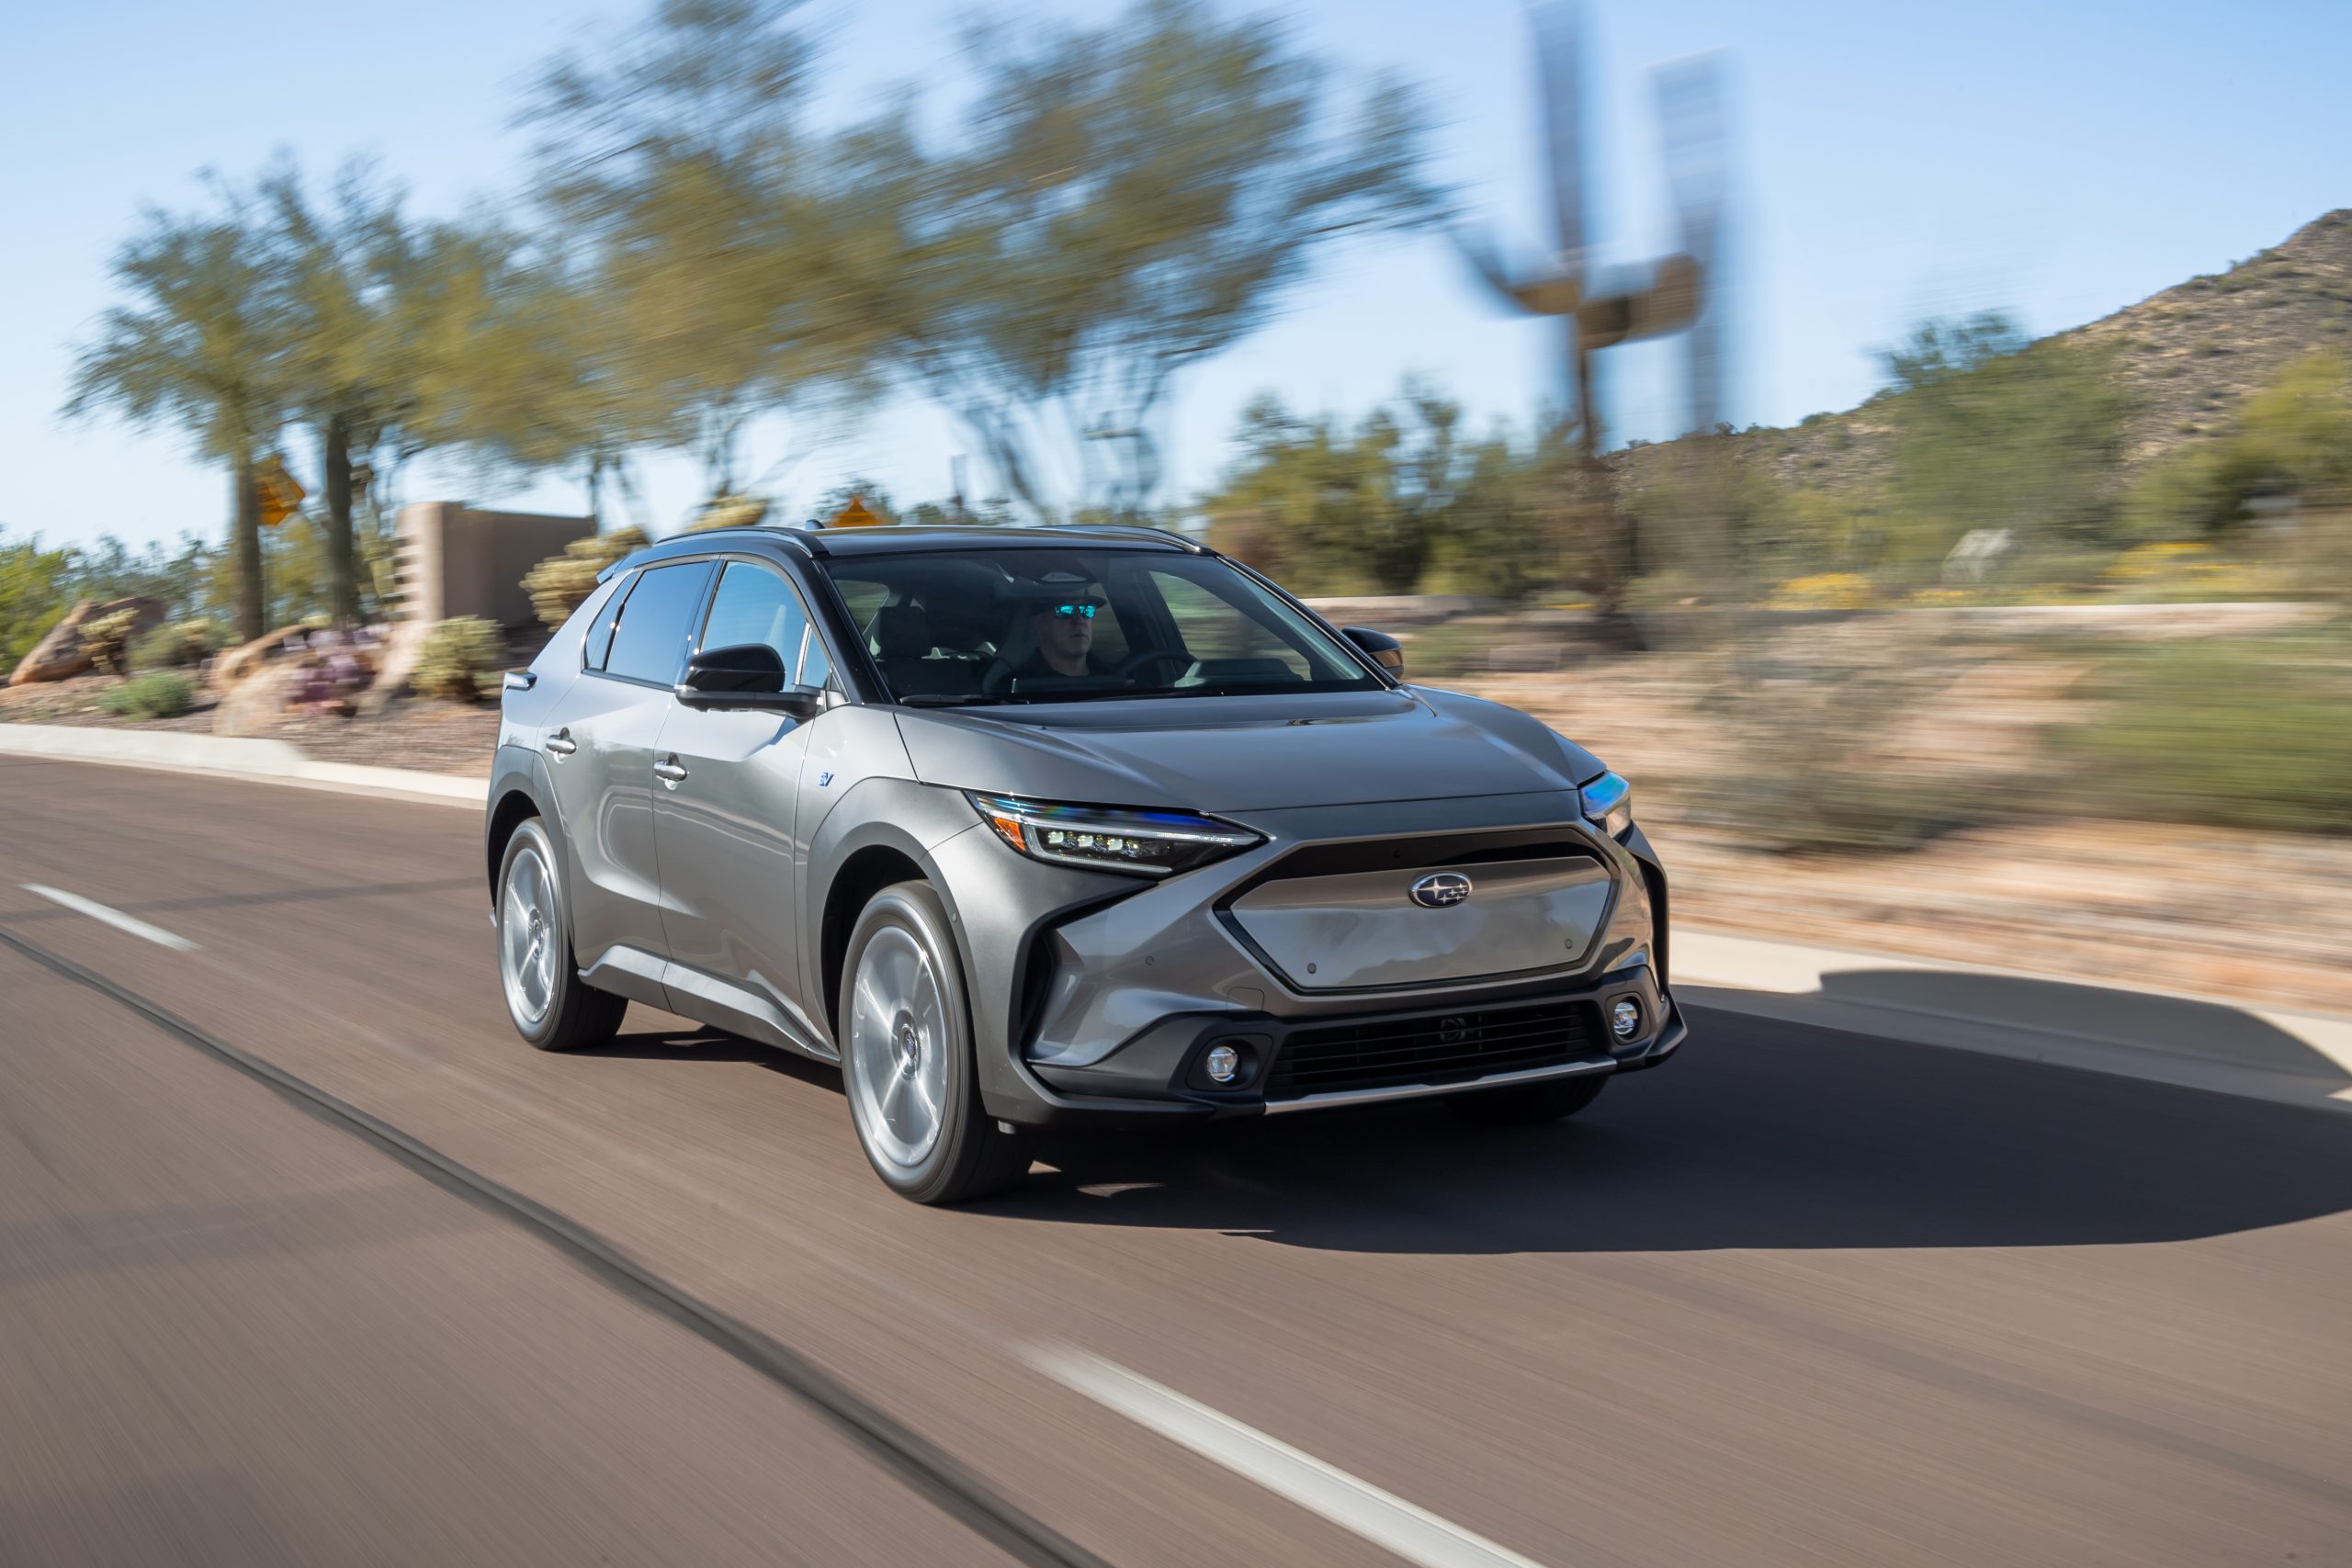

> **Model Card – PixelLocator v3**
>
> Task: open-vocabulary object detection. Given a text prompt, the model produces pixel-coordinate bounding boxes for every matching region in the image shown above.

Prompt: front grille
[1264,998,1599,1099]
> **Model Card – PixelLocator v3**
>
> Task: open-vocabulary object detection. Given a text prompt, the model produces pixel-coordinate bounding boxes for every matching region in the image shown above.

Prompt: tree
[64,195,285,641]
[260,161,424,625]
[0,530,79,671]
[899,0,1442,518]
[1878,312,2127,561]
[518,0,893,504]
[1203,383,1472,595]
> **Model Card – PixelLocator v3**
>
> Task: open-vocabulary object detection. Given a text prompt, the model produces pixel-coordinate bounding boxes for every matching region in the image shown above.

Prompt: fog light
[1610,998,1643,1040]
[1204,1043,1241,1084]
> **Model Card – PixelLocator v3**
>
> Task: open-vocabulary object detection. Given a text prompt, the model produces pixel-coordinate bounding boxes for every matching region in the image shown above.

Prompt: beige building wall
[395,503,595,627]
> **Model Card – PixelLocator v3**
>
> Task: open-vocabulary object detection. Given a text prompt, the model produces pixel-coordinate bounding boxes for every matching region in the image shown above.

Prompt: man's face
[1033,603,1095,670]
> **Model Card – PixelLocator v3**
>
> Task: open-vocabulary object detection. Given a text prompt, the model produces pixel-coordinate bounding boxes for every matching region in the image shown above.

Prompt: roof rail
[1062,523,1207,553]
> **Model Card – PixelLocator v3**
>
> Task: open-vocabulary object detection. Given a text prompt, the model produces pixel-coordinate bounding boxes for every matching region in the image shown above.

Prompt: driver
[1010,577,1111,681]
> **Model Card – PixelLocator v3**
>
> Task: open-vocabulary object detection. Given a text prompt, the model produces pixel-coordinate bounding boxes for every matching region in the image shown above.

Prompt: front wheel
[1444,1073,1609,1126]
[840,882,1035,1204]
[496,817,627,1052]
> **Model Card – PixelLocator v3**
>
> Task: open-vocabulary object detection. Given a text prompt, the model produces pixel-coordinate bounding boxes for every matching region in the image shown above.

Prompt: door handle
[652,755,689,786]
[544,728,577,757]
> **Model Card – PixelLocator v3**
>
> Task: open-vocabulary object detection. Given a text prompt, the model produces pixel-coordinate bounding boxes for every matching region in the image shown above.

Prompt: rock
[210,660,301,738]
[1942,528,2018,585]
[213,625,311,689]
[356,619,432,716]
[7,596,164,686]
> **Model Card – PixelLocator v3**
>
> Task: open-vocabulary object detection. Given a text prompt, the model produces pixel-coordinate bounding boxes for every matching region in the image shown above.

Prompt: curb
[7,722,2347,1115]
[0,723,488,808]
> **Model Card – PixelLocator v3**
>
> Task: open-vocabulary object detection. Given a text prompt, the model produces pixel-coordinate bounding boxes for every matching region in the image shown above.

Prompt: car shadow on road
[574,1026,842,1089]
[985,1003,2352,1254]
[1804,967,2352,1086]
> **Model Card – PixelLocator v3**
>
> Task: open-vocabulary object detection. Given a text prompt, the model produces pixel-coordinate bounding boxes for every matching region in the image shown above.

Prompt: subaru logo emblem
[1409,872,1473,908]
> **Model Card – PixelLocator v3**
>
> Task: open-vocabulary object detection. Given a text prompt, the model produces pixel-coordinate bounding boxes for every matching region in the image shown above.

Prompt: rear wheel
[840,882,1035,1204]
[1444,1073,1608,1126]
[496,818,627,1052]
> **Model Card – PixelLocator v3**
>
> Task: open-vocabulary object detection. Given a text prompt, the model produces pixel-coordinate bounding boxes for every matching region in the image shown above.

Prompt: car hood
[893,688,1606,813]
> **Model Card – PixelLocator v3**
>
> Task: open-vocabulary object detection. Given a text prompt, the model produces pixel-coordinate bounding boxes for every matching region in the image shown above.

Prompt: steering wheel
[1113,649,1191,684]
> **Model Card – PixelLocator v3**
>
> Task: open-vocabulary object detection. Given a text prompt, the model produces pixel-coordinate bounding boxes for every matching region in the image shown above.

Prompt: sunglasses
[1048,603,1100,620]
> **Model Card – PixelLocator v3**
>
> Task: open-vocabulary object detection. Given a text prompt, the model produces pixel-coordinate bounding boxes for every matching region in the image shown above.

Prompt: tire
[1444,1073,1609,1126]
[495,817,627,1052]
[839,881,1035,1204]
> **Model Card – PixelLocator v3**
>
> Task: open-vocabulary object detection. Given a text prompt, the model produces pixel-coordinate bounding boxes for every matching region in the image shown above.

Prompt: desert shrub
[2052,629,2352,834]
[413,617,505,703]
[80,607,143,676]
[97,671,195,720]
[130,618,227,670]
[1690,628,1989,853]
[521,527,649,629]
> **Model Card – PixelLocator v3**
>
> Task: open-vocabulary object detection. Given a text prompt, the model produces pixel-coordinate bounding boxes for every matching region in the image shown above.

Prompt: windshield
[813,547,1384,705]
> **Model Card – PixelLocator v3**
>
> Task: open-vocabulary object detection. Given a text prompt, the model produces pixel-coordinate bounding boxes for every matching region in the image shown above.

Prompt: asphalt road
[3,754,2348,1567]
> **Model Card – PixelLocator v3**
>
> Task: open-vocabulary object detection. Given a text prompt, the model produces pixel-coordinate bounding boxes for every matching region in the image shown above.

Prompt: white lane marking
[20,885,200,953]
[1028,1347,1555,1568]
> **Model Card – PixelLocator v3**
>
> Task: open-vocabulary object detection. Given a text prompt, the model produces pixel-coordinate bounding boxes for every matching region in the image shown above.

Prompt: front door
[539,558,713,974]
[652,559,826,1047]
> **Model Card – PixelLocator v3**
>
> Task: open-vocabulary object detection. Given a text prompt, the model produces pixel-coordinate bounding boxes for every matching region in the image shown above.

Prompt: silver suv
[487,524,1682,1203]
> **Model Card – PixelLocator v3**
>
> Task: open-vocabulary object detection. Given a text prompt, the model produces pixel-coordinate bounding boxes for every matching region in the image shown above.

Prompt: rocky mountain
[1718,209,2352,495]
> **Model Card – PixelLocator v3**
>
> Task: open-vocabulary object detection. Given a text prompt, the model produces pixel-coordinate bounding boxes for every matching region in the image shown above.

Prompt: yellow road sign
[828,495,887,529]
[256,457,307,529]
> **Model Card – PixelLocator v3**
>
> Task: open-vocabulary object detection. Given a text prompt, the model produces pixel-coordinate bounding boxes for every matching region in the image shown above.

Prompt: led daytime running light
[967,793,1260,877]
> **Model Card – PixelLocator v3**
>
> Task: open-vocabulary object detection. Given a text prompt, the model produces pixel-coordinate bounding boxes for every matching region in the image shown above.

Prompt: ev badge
[1408,872,1474,908]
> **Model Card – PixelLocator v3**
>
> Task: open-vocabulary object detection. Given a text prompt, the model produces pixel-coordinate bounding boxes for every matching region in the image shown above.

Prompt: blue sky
[3,0,2346,550]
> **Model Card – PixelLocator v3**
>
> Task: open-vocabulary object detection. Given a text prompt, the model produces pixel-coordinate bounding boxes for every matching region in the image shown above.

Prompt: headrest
[873,604,932,660]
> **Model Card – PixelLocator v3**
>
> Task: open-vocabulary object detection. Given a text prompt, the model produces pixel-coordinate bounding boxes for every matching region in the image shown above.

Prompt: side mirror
[677,643,825,717]
[1342,626,1405,679]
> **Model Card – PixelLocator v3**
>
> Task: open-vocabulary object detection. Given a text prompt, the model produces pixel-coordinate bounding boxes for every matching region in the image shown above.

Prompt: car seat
[873,604,979,698]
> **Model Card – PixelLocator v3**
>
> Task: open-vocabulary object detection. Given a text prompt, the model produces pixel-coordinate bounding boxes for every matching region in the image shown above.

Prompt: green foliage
[98,671,197,720]
[131,618,228,670]
[521,527,650,629]
[520,0,890,497]
[1879,312,2129,561]
[891,0,1442,515]
[2123,352,2352,538]
[62,188,288,639]
[413,617,505,703]
[0,530,78,671]
[2054,628,2352,835]
[1204,385,1526,596]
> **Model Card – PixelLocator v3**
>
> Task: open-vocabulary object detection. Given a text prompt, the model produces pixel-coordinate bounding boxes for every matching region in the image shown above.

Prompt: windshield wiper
[896,692,1018,707]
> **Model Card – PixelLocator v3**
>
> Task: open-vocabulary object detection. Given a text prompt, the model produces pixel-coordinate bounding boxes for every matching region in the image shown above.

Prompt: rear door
[538,558,713,975]
[650,558,827,1045]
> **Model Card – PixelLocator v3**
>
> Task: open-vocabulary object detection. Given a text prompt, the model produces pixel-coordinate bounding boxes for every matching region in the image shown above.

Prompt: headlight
[966,793,1262,877]
[1579,771,1634,840]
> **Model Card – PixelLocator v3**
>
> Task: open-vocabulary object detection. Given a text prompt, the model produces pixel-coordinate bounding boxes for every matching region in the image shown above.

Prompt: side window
[603,561,714,685]
[582,571,631,671]
[701,562,812,680]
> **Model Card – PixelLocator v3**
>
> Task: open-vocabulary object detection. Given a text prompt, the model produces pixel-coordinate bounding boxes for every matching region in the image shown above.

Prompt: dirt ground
[1456,654,2352,1016]
[8,652,2346,1016]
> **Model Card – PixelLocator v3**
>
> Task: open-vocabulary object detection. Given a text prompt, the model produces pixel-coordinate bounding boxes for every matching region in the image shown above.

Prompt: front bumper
[946,789,1682,1129]
[1024,964,1684,1124]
